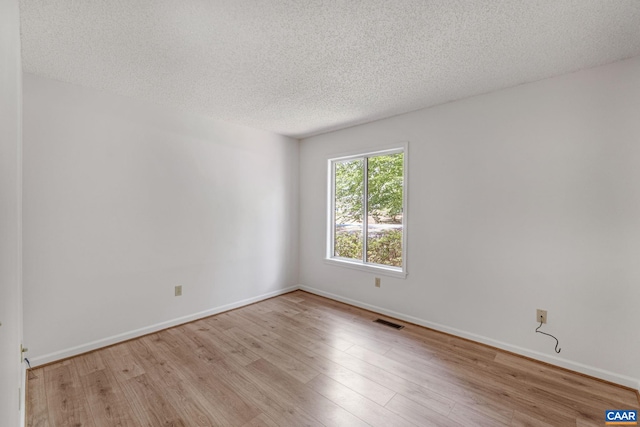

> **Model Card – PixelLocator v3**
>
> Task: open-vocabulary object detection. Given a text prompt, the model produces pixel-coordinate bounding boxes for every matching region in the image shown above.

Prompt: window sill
[324,258,407,279]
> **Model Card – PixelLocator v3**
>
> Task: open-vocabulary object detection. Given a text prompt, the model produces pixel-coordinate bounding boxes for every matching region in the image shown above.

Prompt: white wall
[23,74,299,364]
[0,0,24,425]
[300,56,640,389]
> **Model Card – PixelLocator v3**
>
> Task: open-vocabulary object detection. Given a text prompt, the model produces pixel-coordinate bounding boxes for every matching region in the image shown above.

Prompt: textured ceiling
[20,1,640,138]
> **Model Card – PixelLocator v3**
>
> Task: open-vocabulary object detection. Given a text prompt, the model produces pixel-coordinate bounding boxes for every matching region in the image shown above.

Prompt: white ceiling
[20,1,640,138]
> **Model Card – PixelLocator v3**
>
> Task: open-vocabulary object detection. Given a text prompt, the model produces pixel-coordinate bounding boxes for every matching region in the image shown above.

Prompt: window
[327,145,407,277]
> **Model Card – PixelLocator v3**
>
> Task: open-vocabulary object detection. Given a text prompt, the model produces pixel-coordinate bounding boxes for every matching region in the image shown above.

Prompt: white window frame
[326,142,408,278]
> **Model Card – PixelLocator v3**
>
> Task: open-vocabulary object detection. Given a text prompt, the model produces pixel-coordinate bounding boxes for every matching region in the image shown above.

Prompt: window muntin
[329,147,406,275]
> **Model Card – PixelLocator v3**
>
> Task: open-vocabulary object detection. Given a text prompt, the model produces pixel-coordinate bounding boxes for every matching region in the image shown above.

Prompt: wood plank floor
[27,290,639,426]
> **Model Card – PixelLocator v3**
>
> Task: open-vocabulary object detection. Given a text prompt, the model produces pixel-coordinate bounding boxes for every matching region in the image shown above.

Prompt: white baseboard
[299,285,640,392]
[27,283,640,393]
[29,286,298,367]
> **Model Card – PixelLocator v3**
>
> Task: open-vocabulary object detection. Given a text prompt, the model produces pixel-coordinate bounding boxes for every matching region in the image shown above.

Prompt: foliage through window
[329,147,406,274]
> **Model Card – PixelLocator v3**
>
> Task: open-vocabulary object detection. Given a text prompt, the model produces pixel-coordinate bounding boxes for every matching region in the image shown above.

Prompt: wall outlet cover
[536,309,547,324]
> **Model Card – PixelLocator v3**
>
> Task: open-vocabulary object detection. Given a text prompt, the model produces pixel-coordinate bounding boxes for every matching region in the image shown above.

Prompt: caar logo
[606,410,637,425]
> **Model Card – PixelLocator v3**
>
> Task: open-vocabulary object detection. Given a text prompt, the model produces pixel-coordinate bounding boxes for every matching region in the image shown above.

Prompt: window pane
[334,159,364,261]
[366,153,403,267]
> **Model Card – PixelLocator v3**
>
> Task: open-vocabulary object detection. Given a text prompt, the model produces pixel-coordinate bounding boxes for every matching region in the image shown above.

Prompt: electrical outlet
[375,277,381,288]
[536,309,547,324]
[175,285,183,296]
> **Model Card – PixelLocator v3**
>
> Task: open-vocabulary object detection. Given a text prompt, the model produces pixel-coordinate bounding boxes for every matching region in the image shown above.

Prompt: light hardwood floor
[27,290,639,426]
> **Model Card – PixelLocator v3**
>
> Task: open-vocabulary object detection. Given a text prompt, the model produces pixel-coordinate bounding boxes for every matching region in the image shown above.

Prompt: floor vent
[374,318,404,330]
